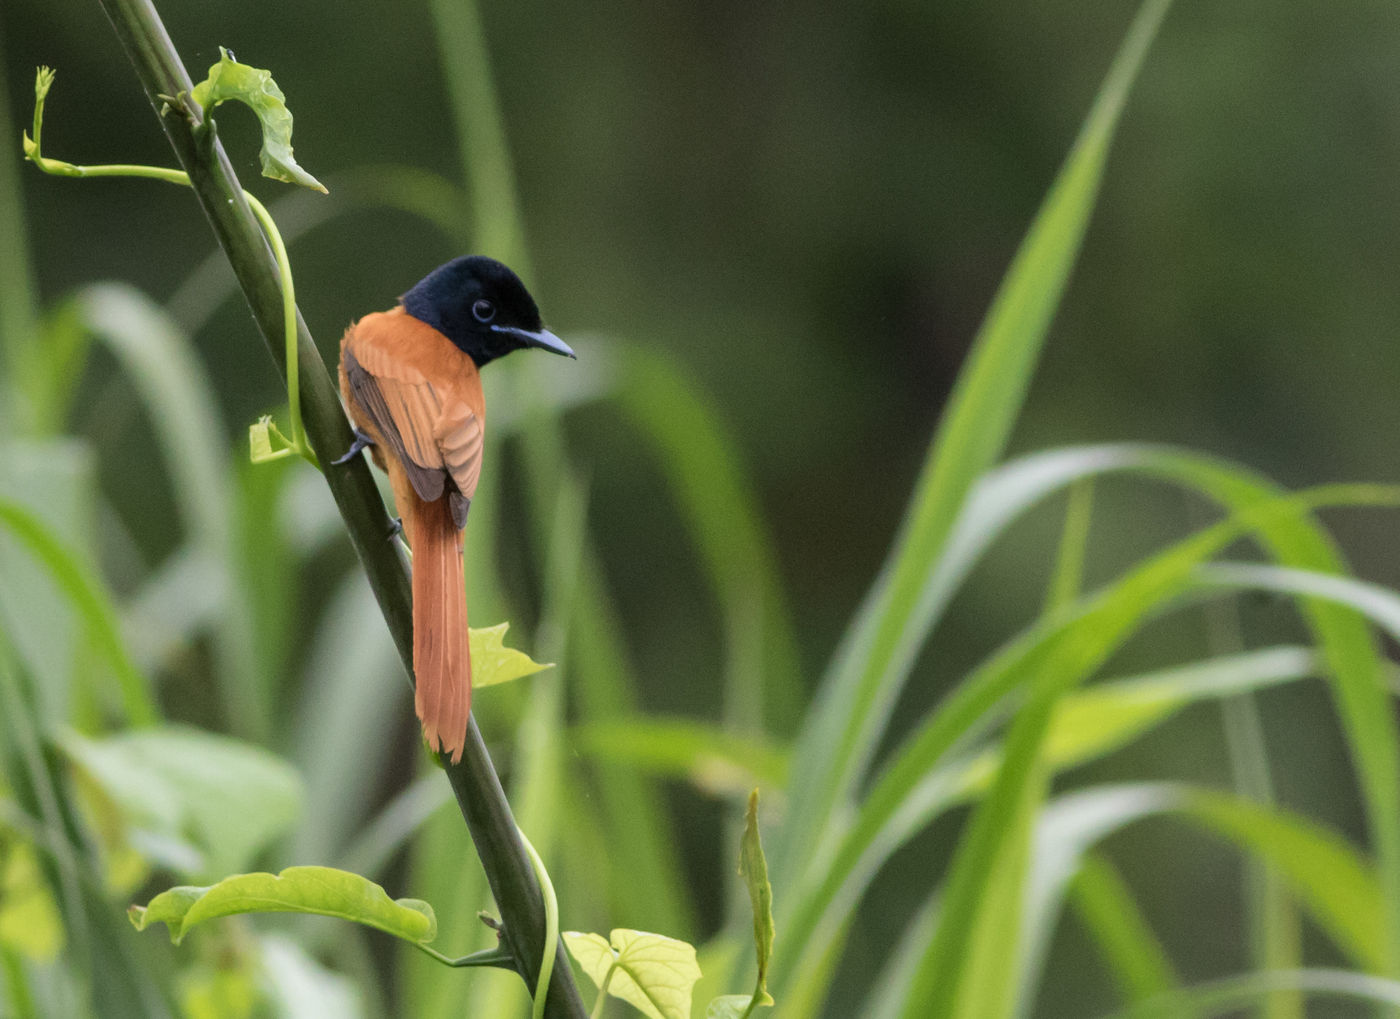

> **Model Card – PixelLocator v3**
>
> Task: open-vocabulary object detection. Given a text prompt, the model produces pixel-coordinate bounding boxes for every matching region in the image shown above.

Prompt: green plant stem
[414,944,517,970]
[590,965,617,1019]
[520,827,560,1019]
[242,192,310,464]
[90,1,585,1014]
[25,87,313,468]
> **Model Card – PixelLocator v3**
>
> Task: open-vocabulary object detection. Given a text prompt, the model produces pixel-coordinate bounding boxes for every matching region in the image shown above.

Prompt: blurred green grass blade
[0,39,40,434]
[0,497,155,726]
[784,0,1176,884]
[76,284,229,575]
[0,629,93,999]
[862,892,938,1019]
[1199,561,1400,645]
[1211,609,1300,1019]
[567,568,697,935]
[517,423,695,937]
[779,0,1173,882]
[286,573,405,868]
[427,0,527,270]
[571,718,788,794]
[1045,480,1094,614]
[61,725,303,882]
[431,0,696,969]
[1101,970,1400,1019]
[894,472,1399,1015]
[405,792,493,1019]
[25,301,91,439]
[900,648,1073,1017]
[76,283,265,741]
[1179,788,1384,972]
[929,647,1316,821]
[1023,783,1385,1001]
[1068,854,1179,1008]
[773,517,1230,1001]
[615,346,803,736]
[1194,560,1400,970]
[0,441,96,722]
[1020,783,1182,1013]
[774,481,1395,1005]
[338,774,451,880]
[941,749,1046,1019]
[258,933,366,1018]
[767,436,1400,1002]
[120,546,222,676]
[464,466,586,1019]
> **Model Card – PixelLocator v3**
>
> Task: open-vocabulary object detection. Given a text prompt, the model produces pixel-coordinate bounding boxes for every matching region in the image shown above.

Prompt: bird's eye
[471,299,496,323]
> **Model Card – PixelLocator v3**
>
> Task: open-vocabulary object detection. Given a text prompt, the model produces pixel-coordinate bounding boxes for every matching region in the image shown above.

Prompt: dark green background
[6,2,1400,1013]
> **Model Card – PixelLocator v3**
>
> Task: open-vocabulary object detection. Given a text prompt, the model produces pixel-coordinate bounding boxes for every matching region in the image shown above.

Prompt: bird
[336,256,575,763]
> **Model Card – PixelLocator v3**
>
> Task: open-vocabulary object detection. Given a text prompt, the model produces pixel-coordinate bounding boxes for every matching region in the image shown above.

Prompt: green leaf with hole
[739,790,776,1011]
[470,622,552,688]
[190,48,326,193]
[128,866,435,946]
[564,929,701,1019]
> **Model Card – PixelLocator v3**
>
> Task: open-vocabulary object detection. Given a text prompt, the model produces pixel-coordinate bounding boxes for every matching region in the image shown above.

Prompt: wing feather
[343,325,484,519]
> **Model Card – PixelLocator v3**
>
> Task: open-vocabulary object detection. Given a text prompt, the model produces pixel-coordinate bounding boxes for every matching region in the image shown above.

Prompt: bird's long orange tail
[408,493,471,763]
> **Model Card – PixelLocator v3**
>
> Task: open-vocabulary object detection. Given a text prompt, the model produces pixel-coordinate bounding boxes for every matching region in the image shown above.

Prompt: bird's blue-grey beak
[491,324,576,358]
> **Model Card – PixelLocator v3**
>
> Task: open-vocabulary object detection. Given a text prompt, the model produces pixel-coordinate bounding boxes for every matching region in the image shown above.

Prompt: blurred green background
[5,1,1400,1015]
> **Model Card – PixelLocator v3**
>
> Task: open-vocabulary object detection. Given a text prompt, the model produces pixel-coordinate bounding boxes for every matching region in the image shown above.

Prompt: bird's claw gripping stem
[332,427,374,465]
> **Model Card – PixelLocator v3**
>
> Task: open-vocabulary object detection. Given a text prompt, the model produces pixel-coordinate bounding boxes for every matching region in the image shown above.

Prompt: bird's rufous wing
[342,322,483,527]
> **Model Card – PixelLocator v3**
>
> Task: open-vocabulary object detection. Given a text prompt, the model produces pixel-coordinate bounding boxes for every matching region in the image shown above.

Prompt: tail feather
[409,494,471,763]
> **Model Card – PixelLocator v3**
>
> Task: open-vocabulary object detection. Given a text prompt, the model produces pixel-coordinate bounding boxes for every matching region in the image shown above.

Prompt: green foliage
[776,0,1172,889]
[189,48,327,194]
[0,842,63,962]
[704,995,769,1019]
[571,719,786,795]
[128,866,435,946]
[469,623,553,688]
[736,791,774,1013]
[61,726,302,882]
[563,929,701,1019]
[8,0,1400,1016]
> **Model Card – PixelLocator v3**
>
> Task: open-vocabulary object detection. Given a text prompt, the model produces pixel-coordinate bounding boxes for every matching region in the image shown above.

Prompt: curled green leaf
[248,414,297,463]
[128,866,435,946]
[190,48,327,193]
[471,622,552,688]
[739,789,776,1011]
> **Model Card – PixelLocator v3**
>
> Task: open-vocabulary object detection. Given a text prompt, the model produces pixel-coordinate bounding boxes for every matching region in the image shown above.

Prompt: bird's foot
[332,428,374,465]
[388,516,403,539]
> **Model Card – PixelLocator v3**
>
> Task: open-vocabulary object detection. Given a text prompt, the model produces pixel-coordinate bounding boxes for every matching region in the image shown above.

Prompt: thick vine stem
[91,1,586,1014]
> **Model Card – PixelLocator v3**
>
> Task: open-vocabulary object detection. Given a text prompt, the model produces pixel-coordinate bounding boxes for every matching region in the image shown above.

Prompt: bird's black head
[400,255,575,367]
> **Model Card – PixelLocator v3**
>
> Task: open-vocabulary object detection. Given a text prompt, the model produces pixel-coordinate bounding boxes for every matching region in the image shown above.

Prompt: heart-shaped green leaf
[564,928,700,1019]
